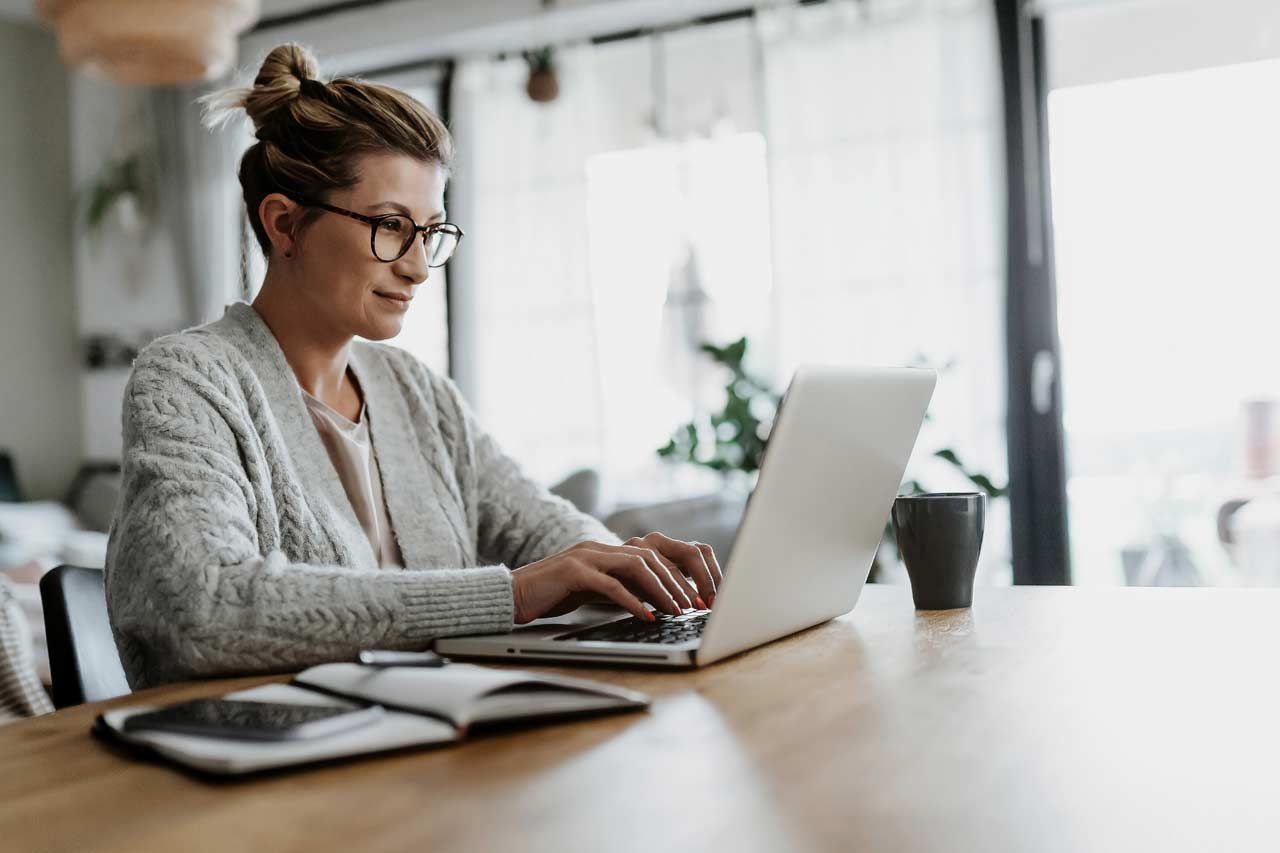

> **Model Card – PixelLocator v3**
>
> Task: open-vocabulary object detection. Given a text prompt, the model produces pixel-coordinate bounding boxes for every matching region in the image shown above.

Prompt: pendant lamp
[36,0,260,86]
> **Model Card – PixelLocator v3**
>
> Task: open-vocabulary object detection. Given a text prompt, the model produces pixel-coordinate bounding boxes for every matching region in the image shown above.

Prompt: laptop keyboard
[555,610,710,645]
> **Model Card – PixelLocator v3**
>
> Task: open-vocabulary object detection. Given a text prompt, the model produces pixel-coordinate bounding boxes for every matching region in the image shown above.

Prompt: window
[1049,60,1280,585]
[585,131,775,483]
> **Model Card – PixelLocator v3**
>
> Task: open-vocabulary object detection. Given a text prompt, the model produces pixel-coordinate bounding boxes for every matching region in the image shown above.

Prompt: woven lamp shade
[36,0,260,86]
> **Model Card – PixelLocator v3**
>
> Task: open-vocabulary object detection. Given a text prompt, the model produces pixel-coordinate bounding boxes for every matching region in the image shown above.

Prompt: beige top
[301,387,404,568]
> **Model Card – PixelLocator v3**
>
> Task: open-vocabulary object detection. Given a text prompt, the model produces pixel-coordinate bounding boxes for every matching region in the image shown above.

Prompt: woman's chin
[360,316,406,342]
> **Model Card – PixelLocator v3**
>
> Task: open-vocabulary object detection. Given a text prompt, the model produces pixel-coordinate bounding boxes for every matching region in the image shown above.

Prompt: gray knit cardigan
[106,301,619,689]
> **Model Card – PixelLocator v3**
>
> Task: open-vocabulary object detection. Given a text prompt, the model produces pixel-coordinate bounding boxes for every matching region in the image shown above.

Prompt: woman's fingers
[696,541,724,586]
[584,549,682,616]
[635,532,719,605]
[619,544,696,609]
[517,536,719,625]
[573,565,652,621]
[622,540,701,604]
[585,544,694,611]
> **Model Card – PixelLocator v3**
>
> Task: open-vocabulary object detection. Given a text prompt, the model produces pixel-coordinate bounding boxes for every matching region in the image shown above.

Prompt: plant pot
[526,69,559,103]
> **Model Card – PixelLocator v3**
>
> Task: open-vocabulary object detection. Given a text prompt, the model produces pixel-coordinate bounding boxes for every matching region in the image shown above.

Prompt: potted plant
[523,46,559,103]
[80,152,148,237]
[656,337,778,494]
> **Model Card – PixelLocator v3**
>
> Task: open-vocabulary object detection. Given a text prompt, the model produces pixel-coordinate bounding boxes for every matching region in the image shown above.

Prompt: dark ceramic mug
[891,492,986,610]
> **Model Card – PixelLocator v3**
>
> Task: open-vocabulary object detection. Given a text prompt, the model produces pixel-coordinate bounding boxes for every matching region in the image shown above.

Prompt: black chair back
[0,451,21,502]
[39,565,130,708]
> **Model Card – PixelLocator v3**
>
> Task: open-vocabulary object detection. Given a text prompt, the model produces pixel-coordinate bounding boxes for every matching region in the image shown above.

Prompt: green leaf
[726,337,747,367]
[934,448,962,466]
[966,474,1007,497]
[80,153,146,232]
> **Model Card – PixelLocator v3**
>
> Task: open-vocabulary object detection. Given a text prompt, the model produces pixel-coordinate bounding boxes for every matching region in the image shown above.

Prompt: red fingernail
[694,596,707,610]
[643,610,655,622]
[708,593,716,607]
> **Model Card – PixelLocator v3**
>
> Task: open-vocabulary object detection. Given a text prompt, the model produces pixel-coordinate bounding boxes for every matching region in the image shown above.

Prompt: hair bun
[298,78,328,100]
[255,43,318,94]
[200,42,321,133]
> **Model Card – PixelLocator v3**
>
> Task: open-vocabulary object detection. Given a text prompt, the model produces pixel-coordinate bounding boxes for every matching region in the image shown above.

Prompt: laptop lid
[694,365,936,666]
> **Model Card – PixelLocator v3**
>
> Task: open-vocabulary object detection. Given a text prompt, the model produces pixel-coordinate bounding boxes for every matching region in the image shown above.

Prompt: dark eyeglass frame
[298,200,464,266]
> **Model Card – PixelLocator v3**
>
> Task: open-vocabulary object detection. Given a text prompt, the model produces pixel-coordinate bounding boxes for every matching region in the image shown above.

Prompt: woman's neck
[251,276,355,406]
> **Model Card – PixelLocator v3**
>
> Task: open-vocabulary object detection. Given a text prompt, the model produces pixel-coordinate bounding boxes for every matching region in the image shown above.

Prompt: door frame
[995,0,1072,584]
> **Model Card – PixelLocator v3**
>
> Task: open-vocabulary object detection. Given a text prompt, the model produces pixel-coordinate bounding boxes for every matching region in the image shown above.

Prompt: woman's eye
[379,219,405,233]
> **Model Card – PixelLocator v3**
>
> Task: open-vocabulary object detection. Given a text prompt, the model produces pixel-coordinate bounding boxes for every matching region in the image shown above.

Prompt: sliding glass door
[1041,0,1280,586]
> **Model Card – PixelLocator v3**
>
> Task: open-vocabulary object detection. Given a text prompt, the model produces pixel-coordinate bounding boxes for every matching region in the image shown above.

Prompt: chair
[39,565,130,708]
[604,492,745,564]
[1,575,54,721]
[0,450,22,502]
[548,467,602,517]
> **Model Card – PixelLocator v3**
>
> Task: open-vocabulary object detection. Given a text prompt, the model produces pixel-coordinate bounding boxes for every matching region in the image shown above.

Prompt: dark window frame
[995,0,1071,585]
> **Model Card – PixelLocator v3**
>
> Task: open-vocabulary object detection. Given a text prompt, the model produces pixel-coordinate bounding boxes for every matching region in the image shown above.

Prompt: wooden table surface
[3,585,1279,853]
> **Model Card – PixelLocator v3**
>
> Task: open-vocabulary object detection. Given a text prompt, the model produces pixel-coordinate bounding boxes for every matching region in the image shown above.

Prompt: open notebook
[94,663,650,776]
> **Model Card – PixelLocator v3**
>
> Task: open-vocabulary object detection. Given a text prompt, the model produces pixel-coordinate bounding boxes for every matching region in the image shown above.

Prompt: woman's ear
[259,193,301,259]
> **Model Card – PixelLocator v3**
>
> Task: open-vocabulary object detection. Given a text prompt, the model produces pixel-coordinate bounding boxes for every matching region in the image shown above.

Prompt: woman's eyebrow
[368,201,446,222]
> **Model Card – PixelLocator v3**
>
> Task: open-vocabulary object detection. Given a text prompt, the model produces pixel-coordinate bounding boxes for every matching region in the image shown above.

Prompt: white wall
[0,19,81,501]
[68,76,187,462]
[1045,0,1280,89]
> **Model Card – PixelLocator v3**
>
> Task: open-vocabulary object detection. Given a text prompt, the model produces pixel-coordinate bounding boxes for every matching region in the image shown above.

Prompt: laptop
[435,365,937,668]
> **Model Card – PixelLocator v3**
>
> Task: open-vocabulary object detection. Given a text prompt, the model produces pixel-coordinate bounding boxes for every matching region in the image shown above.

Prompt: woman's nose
[394,235,431,283]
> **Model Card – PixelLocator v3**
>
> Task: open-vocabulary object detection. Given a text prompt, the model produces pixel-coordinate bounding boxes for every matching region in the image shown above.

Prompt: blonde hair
[203,43,454,257]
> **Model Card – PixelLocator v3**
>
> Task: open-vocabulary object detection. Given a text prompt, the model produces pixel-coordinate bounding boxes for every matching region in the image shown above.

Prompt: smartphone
[122,698,384,742]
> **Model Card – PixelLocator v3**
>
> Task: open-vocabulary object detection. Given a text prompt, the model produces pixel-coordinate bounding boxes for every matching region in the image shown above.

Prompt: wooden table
[3,585,1279,852]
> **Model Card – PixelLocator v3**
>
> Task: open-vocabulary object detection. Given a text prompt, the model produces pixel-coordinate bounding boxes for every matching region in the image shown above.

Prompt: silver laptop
[435,365,937,668]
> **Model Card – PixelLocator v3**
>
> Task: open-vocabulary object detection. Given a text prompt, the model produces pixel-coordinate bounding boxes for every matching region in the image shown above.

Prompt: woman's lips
[374,290,412,307]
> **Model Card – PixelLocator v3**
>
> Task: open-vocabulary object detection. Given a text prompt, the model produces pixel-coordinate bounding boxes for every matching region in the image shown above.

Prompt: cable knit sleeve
[105,339,513,690]
[422,369,622,568]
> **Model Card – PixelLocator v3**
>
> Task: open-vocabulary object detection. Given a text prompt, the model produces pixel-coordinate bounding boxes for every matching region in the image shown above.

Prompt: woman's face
[289,152,447,342]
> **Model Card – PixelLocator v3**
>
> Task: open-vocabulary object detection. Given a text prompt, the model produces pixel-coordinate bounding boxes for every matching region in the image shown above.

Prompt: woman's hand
[510,533,724,624]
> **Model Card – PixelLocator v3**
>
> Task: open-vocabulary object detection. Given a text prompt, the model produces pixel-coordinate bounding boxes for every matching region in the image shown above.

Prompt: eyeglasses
[299,200,464,266]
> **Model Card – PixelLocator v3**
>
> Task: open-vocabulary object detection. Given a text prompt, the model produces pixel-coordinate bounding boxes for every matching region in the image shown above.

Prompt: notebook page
[294,663,648,729]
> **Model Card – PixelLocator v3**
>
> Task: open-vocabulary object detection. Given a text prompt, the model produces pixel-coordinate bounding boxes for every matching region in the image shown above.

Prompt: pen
[357,650,451,667]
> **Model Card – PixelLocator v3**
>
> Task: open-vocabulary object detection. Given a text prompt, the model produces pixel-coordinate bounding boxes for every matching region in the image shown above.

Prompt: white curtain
[149,84,242,327]
[585,22,772,492]
[758,0,1010,578]
[449,24,768,491]
[448,46,611,485]
[445,48,614,484]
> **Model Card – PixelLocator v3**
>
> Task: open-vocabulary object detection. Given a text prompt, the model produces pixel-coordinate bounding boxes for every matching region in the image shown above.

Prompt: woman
[105,43,721,690]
